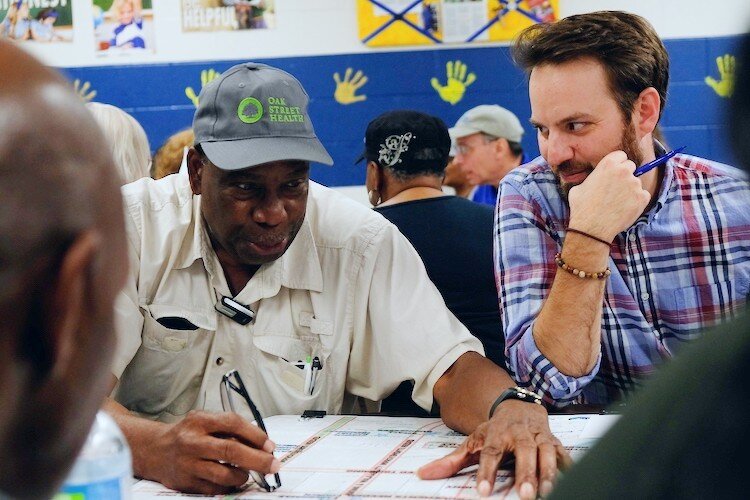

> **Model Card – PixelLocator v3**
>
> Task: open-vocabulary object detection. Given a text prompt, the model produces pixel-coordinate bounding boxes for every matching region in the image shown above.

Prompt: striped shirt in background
[495,149,750,407]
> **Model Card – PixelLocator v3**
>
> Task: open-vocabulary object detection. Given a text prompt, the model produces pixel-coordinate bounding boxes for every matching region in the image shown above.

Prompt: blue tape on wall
[61,35,741,187]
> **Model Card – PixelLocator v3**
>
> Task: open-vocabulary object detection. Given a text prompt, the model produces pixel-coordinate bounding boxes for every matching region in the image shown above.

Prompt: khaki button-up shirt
[113,174,483,422]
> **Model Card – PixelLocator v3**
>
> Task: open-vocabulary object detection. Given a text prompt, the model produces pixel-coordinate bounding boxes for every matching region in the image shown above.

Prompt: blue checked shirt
[495,148,750,406]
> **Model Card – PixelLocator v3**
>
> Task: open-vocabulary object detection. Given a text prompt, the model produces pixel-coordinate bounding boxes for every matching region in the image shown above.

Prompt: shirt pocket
[116,305,216,418]
[672,280,736,335]
[251,331,333,413]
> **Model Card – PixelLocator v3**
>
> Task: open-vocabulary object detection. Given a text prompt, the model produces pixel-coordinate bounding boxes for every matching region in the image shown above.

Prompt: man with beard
[496,11,750,407]
[105,62,569,499]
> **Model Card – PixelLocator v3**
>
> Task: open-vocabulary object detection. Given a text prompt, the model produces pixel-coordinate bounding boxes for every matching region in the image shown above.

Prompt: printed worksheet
[132,414,619,499]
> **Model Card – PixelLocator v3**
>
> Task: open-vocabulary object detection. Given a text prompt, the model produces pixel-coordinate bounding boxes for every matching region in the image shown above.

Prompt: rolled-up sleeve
[495,179,600,406]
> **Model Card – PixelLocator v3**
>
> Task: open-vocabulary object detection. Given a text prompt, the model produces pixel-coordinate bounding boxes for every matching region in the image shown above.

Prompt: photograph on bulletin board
[92,0,154,55]
[357,0,558,47]
[0,0,73,43]
[181,0,276,33]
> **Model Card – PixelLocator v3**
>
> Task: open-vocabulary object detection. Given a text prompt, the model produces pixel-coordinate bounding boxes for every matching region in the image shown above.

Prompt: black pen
[633,146,686,176]
[311,356,322,393]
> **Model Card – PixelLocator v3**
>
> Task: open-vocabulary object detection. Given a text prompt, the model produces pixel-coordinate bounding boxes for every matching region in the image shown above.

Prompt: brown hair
[512,10,669,121]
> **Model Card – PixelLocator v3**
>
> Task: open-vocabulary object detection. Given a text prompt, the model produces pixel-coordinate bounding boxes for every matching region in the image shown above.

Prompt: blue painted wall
[61,35,740,187]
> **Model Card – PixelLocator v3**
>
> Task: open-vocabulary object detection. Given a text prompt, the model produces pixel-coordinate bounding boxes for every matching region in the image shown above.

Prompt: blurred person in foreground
[0,39,128,498]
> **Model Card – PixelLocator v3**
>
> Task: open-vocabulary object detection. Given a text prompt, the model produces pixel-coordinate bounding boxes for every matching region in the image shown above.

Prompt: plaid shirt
[495,149,750,406]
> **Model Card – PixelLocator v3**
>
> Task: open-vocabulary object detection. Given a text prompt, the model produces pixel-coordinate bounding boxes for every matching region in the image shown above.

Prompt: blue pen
[633,146,686,177]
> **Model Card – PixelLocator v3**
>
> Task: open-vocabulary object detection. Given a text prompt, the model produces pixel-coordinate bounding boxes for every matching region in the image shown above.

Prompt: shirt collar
[645,139,676,222]
[173,195,205,271]
[174,196,324,298]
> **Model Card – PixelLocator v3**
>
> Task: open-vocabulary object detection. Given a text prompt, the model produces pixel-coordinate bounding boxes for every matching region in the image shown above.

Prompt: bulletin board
[357,0,559,47]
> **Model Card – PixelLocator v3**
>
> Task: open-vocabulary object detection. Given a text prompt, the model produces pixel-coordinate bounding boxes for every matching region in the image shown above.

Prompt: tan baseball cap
[449,104,524,143]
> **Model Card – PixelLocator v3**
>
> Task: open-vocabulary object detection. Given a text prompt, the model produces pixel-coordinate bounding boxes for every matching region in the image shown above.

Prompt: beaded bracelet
[555,252,611,279]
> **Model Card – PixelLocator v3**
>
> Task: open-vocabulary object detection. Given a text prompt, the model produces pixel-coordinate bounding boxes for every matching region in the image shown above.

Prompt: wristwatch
[489,386,543,419]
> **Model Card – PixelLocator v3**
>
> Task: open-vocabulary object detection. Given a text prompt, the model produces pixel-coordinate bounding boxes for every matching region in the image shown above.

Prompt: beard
[555,121,645,199]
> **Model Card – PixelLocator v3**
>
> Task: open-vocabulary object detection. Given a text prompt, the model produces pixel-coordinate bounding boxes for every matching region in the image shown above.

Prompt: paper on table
[132,413,619,499]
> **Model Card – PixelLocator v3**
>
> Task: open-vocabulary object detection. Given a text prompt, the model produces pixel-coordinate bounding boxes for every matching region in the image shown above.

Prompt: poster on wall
[181,0,276,33]
[0,0,73,43]
[92,0,154,55]
[357,0,558,47]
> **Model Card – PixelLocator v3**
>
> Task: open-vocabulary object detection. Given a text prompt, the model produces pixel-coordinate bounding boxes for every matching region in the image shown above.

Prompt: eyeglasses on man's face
[220,369,282,492]
[455,135,500,156]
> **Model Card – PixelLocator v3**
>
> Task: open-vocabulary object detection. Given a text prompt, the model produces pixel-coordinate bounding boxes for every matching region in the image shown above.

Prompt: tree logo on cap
[237,97,264,124]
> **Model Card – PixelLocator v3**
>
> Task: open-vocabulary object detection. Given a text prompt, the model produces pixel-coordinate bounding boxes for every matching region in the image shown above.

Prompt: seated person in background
[153,127,194,179]
[442,142,478,198]
[105,62,567,499]
[87,102,151,185]
[362,110,503,415]
[550,31,750,500]
[498,10,750,407]
[0,39,128,498]
[450,104,527,206]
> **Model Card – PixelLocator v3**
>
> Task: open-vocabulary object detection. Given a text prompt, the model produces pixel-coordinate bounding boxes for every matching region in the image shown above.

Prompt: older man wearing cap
[450,104,527,205]
[103,64,568,498]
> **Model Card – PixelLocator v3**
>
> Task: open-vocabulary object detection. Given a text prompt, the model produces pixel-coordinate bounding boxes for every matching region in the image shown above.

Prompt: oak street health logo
[237,96,305,124]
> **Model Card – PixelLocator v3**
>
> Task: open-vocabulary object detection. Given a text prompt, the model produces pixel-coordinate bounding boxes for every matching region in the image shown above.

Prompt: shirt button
[216,357,224,366]
[641,292,650,301]
[628,233,637,242]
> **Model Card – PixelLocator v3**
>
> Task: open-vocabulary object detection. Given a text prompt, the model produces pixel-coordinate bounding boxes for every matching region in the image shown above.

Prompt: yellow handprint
[72,79,97,102]
[333,68,368,105]
[430,60,476,105]
[185,68,220,107]
[705,54,735,98]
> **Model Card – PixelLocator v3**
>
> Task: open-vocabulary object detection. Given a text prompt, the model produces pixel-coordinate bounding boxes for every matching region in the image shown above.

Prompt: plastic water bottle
[57,410,132,499]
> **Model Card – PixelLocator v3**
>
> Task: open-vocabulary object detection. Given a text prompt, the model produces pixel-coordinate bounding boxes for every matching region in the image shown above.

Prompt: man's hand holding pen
[136,411,280,495]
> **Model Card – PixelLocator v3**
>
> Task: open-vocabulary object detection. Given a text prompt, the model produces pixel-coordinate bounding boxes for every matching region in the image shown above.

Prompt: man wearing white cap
[103,63,568,498]
[450,104,527,205]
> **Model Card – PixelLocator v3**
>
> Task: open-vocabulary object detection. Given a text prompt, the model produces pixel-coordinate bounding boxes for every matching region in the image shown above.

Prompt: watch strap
[489,386,543,419]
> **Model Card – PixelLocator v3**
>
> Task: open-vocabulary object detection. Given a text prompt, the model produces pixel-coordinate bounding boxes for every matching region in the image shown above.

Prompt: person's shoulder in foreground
[550,313,750,500]
[0,38,127,498]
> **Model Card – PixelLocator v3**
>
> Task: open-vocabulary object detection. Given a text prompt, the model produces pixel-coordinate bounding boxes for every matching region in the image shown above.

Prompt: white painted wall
[20,0,750,69]
[561,0,750,39]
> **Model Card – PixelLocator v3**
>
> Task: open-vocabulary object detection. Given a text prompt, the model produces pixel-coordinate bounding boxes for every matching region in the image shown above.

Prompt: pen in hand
[633,146,686,176]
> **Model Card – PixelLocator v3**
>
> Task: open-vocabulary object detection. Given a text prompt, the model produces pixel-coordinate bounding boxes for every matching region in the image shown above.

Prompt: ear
[48,230,102,379]
[365,161,381,192]
[633,87,661,137]
[493,138,508,160]
[187,147,204,195]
